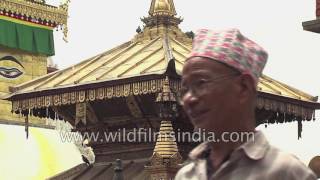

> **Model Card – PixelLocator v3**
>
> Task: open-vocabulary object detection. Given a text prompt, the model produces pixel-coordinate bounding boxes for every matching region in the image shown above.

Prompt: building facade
[0,0,69,127]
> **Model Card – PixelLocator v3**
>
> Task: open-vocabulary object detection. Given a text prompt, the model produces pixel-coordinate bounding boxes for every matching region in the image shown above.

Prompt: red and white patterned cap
[187,28,268,85]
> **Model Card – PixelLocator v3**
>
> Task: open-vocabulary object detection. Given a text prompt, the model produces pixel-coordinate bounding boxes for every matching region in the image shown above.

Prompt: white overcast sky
[45,0,320,164]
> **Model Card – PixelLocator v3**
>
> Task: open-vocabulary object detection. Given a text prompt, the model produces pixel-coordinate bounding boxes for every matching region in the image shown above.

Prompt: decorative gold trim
[256,97,314,120]
[11,78,315,120]
[12,79,168,110]
[0,15,54,30]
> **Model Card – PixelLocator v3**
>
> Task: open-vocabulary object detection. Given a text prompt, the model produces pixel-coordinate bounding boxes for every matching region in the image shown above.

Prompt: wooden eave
[7,73,171,100]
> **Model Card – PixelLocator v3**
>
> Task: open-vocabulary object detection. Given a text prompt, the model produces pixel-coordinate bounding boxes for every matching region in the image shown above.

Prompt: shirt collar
[189,141,212,160]
[239,130,270,160]
[188,131,270,161]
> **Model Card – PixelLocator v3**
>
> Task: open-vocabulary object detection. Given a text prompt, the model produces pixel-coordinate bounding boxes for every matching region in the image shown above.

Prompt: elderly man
[175,29,316,180]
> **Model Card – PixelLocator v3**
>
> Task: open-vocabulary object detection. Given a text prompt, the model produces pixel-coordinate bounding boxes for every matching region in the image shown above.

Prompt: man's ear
[237,74,256,104]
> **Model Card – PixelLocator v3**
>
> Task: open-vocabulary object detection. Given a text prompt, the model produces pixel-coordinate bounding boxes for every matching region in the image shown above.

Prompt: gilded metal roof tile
[140,57,166,74]
[258,75,314,102]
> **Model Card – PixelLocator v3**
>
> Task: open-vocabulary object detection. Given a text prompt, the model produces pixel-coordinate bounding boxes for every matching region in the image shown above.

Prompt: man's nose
[181,91,199,109]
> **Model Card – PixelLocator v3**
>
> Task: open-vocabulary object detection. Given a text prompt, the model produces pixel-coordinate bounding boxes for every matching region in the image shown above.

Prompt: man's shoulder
[175,160,207,180]
[267,145,305,166]
[265,145,316,179]
[175,161,195,180]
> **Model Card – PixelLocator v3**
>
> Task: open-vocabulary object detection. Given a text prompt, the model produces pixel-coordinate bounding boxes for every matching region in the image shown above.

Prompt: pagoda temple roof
[8,33,191,94]
[6,32,318,103]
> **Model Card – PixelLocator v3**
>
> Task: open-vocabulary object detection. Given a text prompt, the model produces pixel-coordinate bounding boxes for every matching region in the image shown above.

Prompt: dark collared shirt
[175,131,316,180]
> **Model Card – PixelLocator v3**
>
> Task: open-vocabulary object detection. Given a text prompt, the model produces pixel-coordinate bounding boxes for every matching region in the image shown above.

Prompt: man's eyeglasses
[179,72,240,104]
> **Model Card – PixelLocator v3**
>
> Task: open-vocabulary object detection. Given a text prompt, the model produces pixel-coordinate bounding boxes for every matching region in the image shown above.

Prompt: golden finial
[149,0,177,16]
[141,0,182,29]
[162,76,171,93]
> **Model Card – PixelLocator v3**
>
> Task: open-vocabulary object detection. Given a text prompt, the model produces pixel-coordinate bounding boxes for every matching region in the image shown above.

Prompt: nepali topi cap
[187,28,268,85]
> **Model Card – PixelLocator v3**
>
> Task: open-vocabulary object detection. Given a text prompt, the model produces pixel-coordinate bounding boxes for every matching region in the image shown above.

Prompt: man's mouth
[189,109,210,119]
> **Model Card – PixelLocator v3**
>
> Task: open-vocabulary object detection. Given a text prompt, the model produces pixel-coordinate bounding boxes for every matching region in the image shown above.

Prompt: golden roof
[9,28,192,93]
[258,75,317,102]
[8,30,316,103]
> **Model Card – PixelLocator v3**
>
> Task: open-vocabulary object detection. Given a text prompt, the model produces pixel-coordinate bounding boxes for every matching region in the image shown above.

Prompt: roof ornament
[141,0,182,27]
[59,0,71,42]
[145,77,182,178]
[136,26,142,33]
[149,0,177,16]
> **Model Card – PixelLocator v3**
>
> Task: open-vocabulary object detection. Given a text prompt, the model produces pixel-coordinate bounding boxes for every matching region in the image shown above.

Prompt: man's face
[181,57,241,133]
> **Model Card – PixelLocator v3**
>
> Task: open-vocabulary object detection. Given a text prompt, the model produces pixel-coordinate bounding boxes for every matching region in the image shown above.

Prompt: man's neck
[209,141,240,170]
[208,111,256,171]
[209,128,255,171]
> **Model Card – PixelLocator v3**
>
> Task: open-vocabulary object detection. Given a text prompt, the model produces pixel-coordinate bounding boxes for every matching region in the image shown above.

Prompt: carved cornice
[9,77,317,122]
[0,0,68,25]
[0,0,70,40]
[141,15,183,28]
[11,78,173,111]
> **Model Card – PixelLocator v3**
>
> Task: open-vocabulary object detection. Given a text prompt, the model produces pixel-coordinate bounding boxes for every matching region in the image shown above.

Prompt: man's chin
[191,118,211,130]
[191,116,221,132]
[190,111,211,125]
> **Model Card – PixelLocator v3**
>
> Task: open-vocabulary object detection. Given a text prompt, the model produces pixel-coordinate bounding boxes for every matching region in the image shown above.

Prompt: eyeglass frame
[178,72,241,104]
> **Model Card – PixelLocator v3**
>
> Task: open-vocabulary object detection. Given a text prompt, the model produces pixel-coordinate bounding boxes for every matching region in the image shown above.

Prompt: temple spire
[149,0,177,16]
[145,77,182,180]
[153,77,180,157]
[153,120,179,158]
[141,0,182,28]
